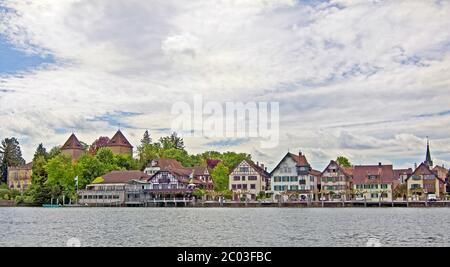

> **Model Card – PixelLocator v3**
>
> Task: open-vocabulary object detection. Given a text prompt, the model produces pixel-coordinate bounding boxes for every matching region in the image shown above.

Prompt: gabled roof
[394,168,413,180]
[321,160,353,178]
[61,134,84,150]
[100,171,150,184]
[353,164,395,184]
[270,152,311,175]
[406,163,439,182]
[147,158,184,170]
[231,159,270,178]
[107,130,133,148]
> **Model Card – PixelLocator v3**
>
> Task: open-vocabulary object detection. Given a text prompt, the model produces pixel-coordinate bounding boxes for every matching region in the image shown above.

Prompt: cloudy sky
[1,0,450,171]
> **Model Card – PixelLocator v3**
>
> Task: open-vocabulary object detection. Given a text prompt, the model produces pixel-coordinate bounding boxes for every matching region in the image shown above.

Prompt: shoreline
[3,201,450,208]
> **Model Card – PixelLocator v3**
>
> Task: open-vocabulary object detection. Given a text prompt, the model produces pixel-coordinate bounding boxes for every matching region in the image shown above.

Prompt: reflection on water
[1,208,449,247]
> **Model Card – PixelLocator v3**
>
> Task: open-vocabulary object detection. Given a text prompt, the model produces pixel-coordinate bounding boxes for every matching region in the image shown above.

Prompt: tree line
[0,131,250,205]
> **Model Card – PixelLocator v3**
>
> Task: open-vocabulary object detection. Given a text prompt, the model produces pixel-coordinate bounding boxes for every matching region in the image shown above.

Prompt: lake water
[1,207,449,247]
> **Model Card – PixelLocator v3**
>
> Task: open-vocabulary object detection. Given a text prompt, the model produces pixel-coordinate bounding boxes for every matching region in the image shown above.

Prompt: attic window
[368,175,378,180]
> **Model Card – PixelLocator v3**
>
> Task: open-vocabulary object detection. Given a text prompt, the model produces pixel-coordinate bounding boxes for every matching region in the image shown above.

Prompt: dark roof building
[61,133,85,161]
[106,130,133,157]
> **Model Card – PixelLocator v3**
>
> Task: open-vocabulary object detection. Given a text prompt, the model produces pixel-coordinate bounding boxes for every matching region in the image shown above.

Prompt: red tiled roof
[148,158,184,170]
[289,153,309,166]
[101,171,150,184]
[393,168,413,179]
[61,134,84,150]
[353,165,395,184]
[107,130,133,148]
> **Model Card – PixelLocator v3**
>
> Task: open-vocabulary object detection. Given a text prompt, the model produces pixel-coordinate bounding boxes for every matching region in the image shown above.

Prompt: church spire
[425,137,433,167]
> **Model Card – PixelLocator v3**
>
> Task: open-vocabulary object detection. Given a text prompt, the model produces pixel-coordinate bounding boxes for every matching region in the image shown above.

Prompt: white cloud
[1,0,450,171]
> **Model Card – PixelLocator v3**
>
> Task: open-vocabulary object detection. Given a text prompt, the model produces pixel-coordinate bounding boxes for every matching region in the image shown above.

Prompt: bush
[3,194,10,200]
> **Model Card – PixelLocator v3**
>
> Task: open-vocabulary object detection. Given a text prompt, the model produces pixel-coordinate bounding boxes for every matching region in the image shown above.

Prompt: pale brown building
[61,133,86,161]
[8,162,33,192]
[106,130,133,157]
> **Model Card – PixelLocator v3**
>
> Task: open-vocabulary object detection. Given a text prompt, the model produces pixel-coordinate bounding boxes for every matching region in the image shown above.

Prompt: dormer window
[368,175,378,180]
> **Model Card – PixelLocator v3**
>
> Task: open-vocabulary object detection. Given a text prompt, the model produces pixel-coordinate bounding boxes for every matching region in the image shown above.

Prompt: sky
[0,0,450,171]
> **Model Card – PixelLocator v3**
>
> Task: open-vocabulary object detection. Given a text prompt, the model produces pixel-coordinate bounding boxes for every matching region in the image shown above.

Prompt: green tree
[141,130,152,146]
[48,146,61,159]
[95,148,117,172]
[210,163,229,192]
[137,143,161,170]
[45,155,76,200]
[114,154,139,170]
[0,137,26,183]
[159,132,185,150]
[27,155,51,205]
[33,143,48,161]
[336,156,352,168]
[74,154,106,189]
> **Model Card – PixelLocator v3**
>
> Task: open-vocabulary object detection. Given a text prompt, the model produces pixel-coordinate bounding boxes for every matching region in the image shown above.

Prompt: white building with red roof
[270,152,321,201]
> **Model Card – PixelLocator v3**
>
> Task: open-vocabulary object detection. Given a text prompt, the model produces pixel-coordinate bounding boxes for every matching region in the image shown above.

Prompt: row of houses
[7,131,450,205]
[229,140,450,202]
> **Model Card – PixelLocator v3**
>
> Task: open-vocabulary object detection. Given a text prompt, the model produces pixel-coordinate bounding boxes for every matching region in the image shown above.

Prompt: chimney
[414,163,418,169]
[299,150,303,156]
[257,161,259,166]
[379,162,382,167]
[261,163,265,169]
[265,167,268,172]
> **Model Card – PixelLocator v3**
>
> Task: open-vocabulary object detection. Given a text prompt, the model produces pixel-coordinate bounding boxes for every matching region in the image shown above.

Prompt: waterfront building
[106,130,133,157]
[270,152,321,201]
[353,163,397,202]
[229,159,270,201]
[61,133,86,161]
[320,160,353,201]
[394,168,413,185]
[7,162,33,192]
[144,158,213,190]
[79,171,150,206]
[405,139,447,200]
[406,163,445,200]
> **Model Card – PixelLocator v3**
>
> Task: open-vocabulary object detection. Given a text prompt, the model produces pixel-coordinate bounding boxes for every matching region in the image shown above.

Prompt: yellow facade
[7,164,33,192]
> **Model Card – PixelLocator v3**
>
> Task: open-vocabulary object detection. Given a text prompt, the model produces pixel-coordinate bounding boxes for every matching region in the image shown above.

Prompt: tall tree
[210,163,229,192]
[159,132,185,150]
[141,130,152,146]
[0,137,25,183]
[33,143,48,161]
[48,146,61,159]
[336,156,352,168]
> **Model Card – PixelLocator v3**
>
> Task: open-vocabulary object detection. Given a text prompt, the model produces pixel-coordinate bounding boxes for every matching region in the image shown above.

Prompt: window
[248,176,257,181]
[381,184,388,189]
[290,185,299,191]
[242,176,246,181]
[368,175,378,180]
[242,184,248,190]
[250,184,256,190]
[233,176,240,181]
[237,184,242,189]
[232,185,237,190]
[290,176,298,182]
[371,193,378,198]
[239,167,249,173]
[310,176,314,182]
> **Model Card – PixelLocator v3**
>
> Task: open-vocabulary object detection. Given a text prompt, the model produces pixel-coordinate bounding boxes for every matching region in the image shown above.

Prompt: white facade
[229,160,268,201]
[270,153,319,201]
